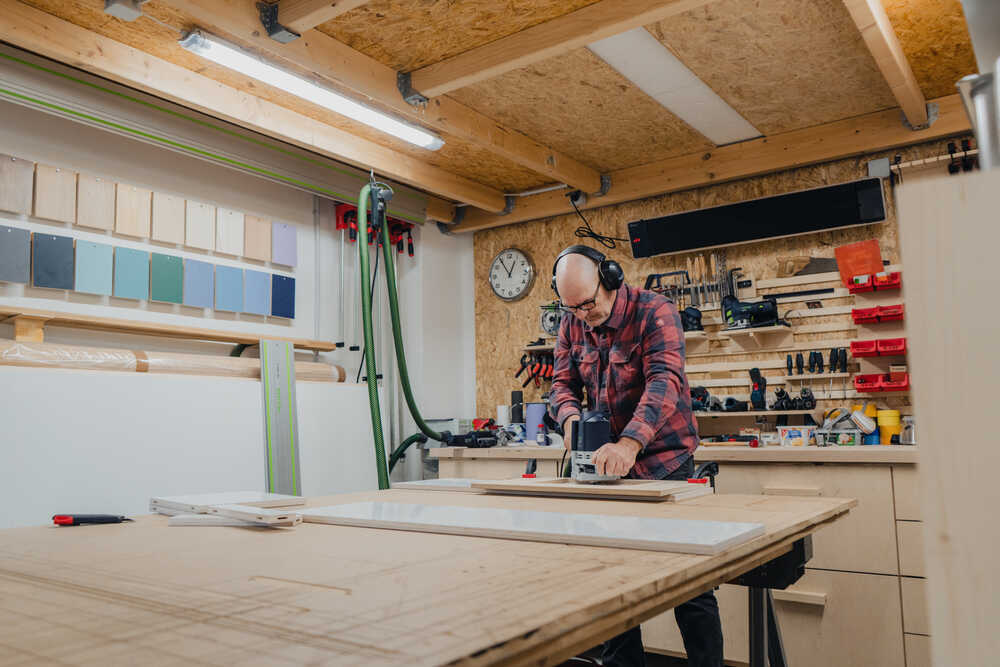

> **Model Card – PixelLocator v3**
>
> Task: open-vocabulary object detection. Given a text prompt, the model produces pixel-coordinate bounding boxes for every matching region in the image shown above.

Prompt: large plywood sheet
[303,501,765,554]
[473,477,713,501]
[114,183,151,238]
[33,163,76,223]
[647,0,898,134]
[0,153,33,215]
[151,191,185,244]
[449,48,713,172]
[75,174,115,230]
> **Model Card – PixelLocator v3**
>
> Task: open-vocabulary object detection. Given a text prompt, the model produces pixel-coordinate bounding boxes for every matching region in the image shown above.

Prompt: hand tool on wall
[787,354,794,376]
[686,257,698,307]
[796,353,805,375]
[749,368,767,410]
[829,349,838,373]
[514,354,530,379]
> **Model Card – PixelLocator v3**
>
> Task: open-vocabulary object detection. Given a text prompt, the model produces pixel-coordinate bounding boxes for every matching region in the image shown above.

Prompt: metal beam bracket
[596,173,612,197]
[450,205,466,226]
[257,2,300,44]
[397,72,428,107]
[497,195,516,216]
[436,221,454,236]
[902,101,939,131]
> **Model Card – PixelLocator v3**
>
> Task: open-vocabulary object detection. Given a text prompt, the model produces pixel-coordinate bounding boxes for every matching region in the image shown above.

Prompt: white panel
[150,491,305,513]
[303,501,765,554]
[167,513,257,526]
[185,200,215,250]
[588,28,761,145]
[215,207,245,256]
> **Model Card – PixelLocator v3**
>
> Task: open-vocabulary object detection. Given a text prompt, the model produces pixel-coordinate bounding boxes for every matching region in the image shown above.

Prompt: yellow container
[877,410,901,445]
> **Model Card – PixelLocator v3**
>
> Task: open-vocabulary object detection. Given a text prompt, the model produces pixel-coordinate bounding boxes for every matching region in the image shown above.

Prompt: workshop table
[0,489,853,666]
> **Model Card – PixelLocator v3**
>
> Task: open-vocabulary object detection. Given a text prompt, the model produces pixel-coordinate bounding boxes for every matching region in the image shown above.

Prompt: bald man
[549,245,722,667]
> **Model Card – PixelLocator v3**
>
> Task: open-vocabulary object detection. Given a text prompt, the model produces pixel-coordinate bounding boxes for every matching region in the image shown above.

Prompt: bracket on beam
[902,102,939,131]
[436,221,454,236]
[596,173,612,197]
[497,195,516,216]
[450,205,466,226]
[257,2,300,44]
[397,72,428,107]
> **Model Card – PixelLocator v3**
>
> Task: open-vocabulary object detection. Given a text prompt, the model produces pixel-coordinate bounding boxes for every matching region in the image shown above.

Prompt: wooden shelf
[523,344,554,353]
[0,305,335,351]
[783,373,852,381]
[718,325,792,336]
[694,410,815,418]
[684,330,707,339]
[694,444,918,463]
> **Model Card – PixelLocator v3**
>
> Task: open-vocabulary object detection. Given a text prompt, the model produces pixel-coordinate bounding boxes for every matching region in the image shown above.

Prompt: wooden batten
[277,0,372,34]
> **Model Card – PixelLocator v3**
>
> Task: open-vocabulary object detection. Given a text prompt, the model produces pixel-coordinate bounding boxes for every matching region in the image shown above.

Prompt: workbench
[0,489,852,666]
[430,445,564,479]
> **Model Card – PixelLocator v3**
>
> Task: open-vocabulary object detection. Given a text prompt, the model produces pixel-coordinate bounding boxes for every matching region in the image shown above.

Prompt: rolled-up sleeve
[619,302,686,448]
[549,318,583,427]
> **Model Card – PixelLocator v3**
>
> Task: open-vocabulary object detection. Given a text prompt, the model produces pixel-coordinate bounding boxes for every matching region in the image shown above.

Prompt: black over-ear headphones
[550,245,625,297]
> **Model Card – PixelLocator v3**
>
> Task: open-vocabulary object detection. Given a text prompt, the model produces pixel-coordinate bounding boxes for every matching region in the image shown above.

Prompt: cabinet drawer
[715,463,897,574]
[901,577,929,635]
[436,459,557,479]
[644,570,905,667]
[905,634,931,667]
[893,465,922,520]
[897,521,926,577]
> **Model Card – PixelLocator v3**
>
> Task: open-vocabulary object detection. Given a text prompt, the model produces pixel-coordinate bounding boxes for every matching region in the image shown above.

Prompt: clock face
[489,248,535,302]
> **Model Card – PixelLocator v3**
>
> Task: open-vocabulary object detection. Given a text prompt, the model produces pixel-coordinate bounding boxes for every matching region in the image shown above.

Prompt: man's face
[558,278,615,328]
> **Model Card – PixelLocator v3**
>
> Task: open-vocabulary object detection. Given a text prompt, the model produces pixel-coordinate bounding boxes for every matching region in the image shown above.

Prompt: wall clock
[489,247,535,302]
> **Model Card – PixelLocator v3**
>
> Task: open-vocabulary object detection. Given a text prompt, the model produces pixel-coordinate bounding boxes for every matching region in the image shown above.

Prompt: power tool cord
[570,196,628,250]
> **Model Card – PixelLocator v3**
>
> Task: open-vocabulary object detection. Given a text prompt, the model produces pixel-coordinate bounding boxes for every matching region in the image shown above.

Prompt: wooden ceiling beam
[0,2,501,212]
[278,0,370,34]
[842,0,929,128]
[408,0,713,98]
[449,94,970,231]
[160,0,603,194]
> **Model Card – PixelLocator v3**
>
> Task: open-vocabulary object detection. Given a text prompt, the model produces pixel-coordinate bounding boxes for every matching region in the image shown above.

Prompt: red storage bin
[848,275,874,294]
[852,307,879,324]
[873,271,902,291]
[876,337,907,356]
[850,340,879,357]
[881,373,910,392]
[877,304,905,322]
[854,374,883,392]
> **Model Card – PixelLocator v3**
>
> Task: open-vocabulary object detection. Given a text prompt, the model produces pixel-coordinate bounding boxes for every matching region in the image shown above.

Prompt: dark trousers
[600,457,724,667]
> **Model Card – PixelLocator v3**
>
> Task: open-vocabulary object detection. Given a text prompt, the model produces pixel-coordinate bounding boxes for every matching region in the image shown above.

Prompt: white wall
[0,101,476,527]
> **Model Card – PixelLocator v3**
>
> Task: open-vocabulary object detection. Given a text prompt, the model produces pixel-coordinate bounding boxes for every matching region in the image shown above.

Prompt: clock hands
[498,256,511,277]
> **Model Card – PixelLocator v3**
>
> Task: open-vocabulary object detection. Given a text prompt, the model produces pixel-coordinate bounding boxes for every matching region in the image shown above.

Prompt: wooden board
[209,503,303,526]
[184,200,215,250]
[75,174,115,230]
[114,183,151,238]
[901,576,930,635]
[694,445,919,464]
[215,206,244,256]
[472,477,712,502]
[391,479,489,493]
[32,163,76,223]
[150,191,185,244]
[243,214,271,261]
[896,520,925,577]
[0,153,33,214]
[0,489,853,666]
[303,500,765,554]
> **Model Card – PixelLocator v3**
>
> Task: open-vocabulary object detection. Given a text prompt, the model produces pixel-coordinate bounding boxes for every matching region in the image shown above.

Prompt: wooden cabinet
[436,458,559,479]
[897,521,925,577]
[893,465,922,520]
[905,634,931,667]
[901,577,929,635]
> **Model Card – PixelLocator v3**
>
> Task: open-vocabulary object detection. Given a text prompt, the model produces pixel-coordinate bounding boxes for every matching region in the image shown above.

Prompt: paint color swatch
[215,265,243,312]
[183,259,214,309]
[244,269,270,316]
[0,225,30,283]
[113,247,149,300]
[150,253,183,304]
[32,233,75,290]
[271,222,297,266]
[271,274,295,319]
[74,241,113,296]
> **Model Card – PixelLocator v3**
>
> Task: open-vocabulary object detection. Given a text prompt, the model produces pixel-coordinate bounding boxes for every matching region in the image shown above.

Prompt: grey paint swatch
[0,224,30,283]
[32,233,75,290]
[271,222,297,266]
[74,241,113,296]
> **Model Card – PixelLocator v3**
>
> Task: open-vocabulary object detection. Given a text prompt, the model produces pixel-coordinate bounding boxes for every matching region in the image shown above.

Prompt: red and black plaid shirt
[549,283,699,479]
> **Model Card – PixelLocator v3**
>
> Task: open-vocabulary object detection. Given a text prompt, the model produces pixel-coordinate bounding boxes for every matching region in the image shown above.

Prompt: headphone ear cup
[550,275,559,296]
[600,260,624,291]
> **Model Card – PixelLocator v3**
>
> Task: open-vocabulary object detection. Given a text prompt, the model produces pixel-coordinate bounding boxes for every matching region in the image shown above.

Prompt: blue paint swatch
[271,222,297,267]
[215,265,243,312]
[33,233,75,290]
[113,247,150,300]
[74,241,113,296]
[244,269,270,316]
[271,274,295,319]
[0,225,30,284]
[183,259,214,309]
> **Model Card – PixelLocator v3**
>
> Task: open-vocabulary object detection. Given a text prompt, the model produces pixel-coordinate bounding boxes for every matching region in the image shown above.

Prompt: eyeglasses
[559,283,601,313]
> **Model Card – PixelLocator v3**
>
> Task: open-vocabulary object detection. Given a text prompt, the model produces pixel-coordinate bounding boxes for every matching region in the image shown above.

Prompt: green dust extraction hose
[388,432,428,473]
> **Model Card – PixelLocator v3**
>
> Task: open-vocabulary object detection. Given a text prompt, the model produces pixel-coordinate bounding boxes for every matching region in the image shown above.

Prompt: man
[548,245,723,667]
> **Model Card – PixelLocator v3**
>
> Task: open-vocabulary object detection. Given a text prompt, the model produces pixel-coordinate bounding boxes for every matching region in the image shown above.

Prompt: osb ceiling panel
[16,0,547,193]
[883,0,978,99]
[316,0,601,72]
[448,48,715,173]
[648,0,898,135]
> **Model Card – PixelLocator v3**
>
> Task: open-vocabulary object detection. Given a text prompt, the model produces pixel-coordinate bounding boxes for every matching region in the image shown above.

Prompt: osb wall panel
[448,48,714,172]
[24,0,544,192]
[473,138,967,418]
[647,0,897,135]
[883,0,978,99]
[317,0,601,72]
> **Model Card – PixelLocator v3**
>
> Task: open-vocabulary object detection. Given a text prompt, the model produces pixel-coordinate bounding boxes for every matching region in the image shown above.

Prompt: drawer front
[905,634,931,667]
[644,571,905,667]
[893,465,922,520]
[436,459,557,479]
[897,521,926,577]
[901,577,930,635]
[715,463,898,574]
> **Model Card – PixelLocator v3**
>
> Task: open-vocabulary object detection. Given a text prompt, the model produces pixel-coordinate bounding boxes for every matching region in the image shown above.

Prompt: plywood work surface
[0,489,852,666]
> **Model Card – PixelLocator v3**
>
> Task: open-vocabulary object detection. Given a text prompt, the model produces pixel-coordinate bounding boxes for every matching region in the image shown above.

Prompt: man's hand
[561,414,580,450]
[592,438,643,477]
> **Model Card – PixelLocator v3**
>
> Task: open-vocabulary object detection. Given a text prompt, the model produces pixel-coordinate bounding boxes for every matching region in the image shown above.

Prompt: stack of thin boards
[469,477,714,502]
[150,491,305,527]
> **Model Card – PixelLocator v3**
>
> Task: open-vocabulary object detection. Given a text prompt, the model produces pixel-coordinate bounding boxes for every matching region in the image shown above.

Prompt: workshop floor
[558,650,687,665]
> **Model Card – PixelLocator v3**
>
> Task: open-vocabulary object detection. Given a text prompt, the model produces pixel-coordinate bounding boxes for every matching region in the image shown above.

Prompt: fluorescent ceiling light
[588,28,761,146]
[179,31,444,151]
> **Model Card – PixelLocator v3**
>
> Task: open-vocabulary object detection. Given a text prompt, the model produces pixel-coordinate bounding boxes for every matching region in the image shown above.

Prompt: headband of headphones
[550,245,624,296]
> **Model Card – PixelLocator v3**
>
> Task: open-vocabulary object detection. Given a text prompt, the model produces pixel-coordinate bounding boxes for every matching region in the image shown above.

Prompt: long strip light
[179,31,444,151]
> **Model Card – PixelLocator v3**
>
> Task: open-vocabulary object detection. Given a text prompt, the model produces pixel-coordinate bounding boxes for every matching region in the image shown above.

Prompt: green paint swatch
[150,253,183,304]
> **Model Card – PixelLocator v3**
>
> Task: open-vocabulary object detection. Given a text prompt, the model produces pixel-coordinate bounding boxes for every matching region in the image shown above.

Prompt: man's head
[552,246,622,328]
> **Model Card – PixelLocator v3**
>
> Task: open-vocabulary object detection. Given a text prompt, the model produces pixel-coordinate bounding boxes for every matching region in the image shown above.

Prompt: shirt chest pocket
[609,342,642,391]
[571,347,600,389]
